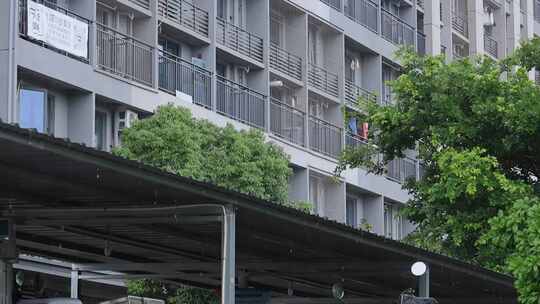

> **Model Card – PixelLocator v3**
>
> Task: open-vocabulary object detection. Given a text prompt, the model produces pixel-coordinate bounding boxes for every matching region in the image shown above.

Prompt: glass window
[19,88,46,133]
[346,197,358,228]
[217,0,225,19]
[270,12,284,46]
[95,111,107,151]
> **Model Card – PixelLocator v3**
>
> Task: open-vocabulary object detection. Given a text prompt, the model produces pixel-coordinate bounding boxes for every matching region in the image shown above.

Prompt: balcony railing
[158,51,212,108]
[320,0,342,11]
[309,116,342,158]
[417,31,426,55]
[344,0,378,33]
[96,24,154,87]
[129,0,150,10]
[417,0,424,10]
[270,98,306,146]
[535,70,540,86]
[269,43,302,81]
[484,34,498,58]
[158,0,209,37]
[535,0,540,23]
[345,80,376,107]
[386,157,418,183]
[216,18,264,63]
[308,63,339,98]
[381,9,415,47]
[216,76,266,129]
[18,0,91,63]
[452,12,468,37]
[345,133,368,149]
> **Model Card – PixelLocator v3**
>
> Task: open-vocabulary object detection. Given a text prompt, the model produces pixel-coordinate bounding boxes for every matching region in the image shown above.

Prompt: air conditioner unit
[114,109,138,146]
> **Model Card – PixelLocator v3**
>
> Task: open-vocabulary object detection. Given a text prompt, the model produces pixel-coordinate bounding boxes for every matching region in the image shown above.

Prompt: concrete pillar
[0,260,13,304]
[425,0,442,55]
[469,0,485,56]
[0,0,18,123]
[221,206,236,304]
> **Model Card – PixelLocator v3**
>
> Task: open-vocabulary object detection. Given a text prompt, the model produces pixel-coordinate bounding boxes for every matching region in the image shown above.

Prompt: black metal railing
[270,98,306,146]
[386,157,418,183]
[96,23,154,87]
[158,0,209,37]
[269,43,302,81]
[309,116,342,158]
[345,133,368,149]
[216,76,266,129]
[216,18,264,63]
[128,0,150,10]
[452,12,468,37]
[344,0,378,33]
[345,80,377,106]
[158,51,212,108]
[417,31,426,55]
[484,34,498,58]
[18,0,91,63]
[381,9,415,47]
[308,63,339,98]
[320,0,342,11]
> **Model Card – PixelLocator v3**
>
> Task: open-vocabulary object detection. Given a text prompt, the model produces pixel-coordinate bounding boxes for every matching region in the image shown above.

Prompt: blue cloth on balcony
[348,117,358,135]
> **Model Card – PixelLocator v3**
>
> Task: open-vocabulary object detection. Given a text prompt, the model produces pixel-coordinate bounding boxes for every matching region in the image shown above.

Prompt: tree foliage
[114,104,292,203]
[337,39,540,303]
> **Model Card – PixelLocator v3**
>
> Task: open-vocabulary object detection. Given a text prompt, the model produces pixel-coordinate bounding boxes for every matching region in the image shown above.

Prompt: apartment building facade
[0,0,536,241]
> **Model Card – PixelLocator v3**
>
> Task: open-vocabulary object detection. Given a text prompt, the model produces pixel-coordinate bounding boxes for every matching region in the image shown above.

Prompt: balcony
[216,18,264,63]
[309,116,342,158]
[417,32,426,55]
[386,157,418,183]
[345,80,376,107]
[269,43,302,82]
[344,0,378,33]
[484,34,498,58]
[452,12,468,37]
[158,0,209,38]
[536,0,540,23]
[270,98,306,146]
[96,24,154,87]
[308,64,339,98]
[381,9,415,47]
[320,0,342,11]
[216,76,266,129]
[158,51,212,108]
[417,0,424,10]
[129,0,150,10]
[345,133,367,149]
[18,0,91,63]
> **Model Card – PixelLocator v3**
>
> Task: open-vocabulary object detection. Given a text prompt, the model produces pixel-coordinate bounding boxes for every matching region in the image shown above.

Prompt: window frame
[18,84,54,135]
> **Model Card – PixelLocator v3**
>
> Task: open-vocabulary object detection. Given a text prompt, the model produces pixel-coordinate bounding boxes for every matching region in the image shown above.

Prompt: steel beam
[0,260,13,304]
[221,205,236,304]
[418,266,430,298]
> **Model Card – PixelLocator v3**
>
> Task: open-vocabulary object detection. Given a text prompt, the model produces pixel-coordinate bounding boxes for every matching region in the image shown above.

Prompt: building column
[71,265,79,299]
[221,206,236,304]
[0,0,18,123]
[469,0,485,56]
[425,0,442,55]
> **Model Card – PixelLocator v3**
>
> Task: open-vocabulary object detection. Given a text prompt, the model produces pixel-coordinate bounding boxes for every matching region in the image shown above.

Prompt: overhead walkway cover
[0,122,517,304]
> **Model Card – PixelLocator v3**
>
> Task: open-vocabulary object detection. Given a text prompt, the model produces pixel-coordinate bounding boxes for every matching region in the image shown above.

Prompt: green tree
[114,104,292,203]
[336,39,540,303]
[115,104,294,303]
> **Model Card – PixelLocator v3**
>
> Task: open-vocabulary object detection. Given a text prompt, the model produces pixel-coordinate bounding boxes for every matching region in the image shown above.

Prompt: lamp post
[411,261,430,298]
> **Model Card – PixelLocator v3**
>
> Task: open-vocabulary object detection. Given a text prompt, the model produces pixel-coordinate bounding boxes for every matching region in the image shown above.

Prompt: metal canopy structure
[0,122,517,304]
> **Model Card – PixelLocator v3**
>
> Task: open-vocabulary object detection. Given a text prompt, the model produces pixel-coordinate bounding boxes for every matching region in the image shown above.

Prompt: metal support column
[71,264,79,299]
[0,260,13,304]
[418,266,430,298]
[221,205,236,304]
